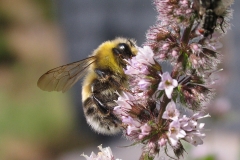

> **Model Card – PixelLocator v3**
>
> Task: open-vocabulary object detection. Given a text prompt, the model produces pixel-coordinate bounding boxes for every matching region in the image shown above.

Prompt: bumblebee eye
[113,43,133,59]
[119,43,127,50]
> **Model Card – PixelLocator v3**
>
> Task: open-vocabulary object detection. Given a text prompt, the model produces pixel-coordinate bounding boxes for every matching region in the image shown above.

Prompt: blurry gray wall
[227,2,240,108]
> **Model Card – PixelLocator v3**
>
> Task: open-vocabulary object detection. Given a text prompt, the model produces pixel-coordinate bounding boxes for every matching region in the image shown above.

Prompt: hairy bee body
[37,37,137,135]
[201,8,218,37]
[196,0,232,37]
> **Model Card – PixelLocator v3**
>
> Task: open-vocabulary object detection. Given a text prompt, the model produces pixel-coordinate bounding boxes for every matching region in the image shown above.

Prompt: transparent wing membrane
[37,56,96,92]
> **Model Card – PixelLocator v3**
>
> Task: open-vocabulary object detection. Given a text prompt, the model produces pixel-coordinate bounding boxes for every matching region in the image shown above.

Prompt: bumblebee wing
[37,56,96,92]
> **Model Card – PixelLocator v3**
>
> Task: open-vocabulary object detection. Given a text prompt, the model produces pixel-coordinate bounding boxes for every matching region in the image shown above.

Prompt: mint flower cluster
[83,0,234,159]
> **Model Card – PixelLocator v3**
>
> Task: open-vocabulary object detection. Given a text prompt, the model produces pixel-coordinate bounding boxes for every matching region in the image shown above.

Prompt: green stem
[139,152,154,160]
[181,21,194,45]
[139,153,145,160]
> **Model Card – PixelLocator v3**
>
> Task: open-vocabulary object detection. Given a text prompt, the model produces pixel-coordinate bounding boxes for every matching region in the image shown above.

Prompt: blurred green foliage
[0,10,16,65]
[0,0,79,159]
[195,155,216,160]
[0,61,75,159]
[0,32,16,65]
[0,91,73,142]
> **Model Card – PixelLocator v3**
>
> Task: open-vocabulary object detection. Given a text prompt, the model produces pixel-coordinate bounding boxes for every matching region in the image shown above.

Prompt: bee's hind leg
[90,75,111,115]
[92,68,120,115]
[92,94,110,115]
[91,82,121,127]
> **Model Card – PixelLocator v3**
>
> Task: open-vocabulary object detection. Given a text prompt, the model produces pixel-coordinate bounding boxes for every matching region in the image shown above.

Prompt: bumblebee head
[110,38,138,69]
[112,37,137,60]
[112,43,132,59]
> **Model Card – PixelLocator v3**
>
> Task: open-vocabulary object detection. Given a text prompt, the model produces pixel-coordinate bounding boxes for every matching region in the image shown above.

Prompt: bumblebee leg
[92,94,109,114]
[93,68,124,114]
[91,77,112,115]
[219,16,225,33]
[94,69,110,81]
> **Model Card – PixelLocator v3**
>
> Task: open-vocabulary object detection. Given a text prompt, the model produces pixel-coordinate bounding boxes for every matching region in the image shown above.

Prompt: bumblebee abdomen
[83,96,121,135]
[82,72,123,135]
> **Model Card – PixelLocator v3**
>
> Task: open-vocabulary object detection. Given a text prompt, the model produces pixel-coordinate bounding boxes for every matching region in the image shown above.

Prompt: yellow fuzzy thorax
[93,40,124,74]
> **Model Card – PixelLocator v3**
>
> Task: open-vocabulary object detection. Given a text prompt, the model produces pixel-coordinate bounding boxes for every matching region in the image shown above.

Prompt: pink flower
[136,46,155,65]
[143,142,159,157]
[81,145,121,160]
[190,43,202,55]
[121,116,142,138]
[121,116,152,141]
[179,115,196,132]
[138,79,151,90]
[162,101,179,120]
[125,57,149,75]
[154,0,193,27]
[184,132,205,146]
[122,116,141,128]
[158,138,167,147]
[158,72,178,99]
[180,113,209,132]
[113,92,134,116]
[139,123,152,139]
[127,125,140,135]
[167,120,186,146]
[124,46,155,76]
[179,113,210,146]
[191,112,211,121]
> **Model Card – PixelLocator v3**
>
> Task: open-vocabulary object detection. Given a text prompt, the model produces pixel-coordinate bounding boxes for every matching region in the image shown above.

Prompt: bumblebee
[37,37,138,135]
[196,0,232,37]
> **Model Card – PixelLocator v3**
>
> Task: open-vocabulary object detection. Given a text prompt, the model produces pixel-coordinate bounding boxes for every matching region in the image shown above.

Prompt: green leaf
[157,90,164,99]
[144,154,154,160]
[182,52,190,71]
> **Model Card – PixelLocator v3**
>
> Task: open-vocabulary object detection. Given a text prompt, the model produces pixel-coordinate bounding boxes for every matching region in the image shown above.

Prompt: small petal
[165,86,174,99]
[140,123,152,135]
[158,72,178,99]
[162,101,179,120]
[167,120,186,146]
[136,46,155,65]
[158,138,167,147]
[81,145,121,160]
